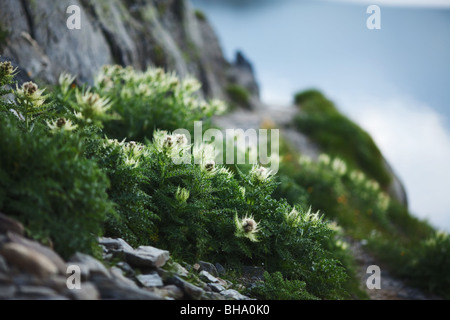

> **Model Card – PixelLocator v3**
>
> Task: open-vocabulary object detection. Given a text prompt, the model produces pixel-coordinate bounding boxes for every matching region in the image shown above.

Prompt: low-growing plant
[84,138,159,248]
[250,271,319,300]
[94,65,226,141]
[0,58,364,299]
[0,115,114,258]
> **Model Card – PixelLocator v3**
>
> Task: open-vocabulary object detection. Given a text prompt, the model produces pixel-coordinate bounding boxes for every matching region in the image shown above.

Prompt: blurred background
[191,0,450,231]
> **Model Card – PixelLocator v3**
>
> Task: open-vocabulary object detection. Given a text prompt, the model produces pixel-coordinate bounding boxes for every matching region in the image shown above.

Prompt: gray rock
[0,255,9,273]
[199,270,219,284]
[109,267,138,288]
[93,277,163,300]
[6,232,66,274]
[125,246,170,268]
[69,253,110,279]
[0,242,58,278]
[66,282,100,300]
[115,261,135,277]
[43,275,71,294]
[169,262,189,278]
[203,291,226,300]
[198,261,219,277]
[137,272,163,288]
[0,213,24,236]
[220,289,251,301]
[0,273,12,284]
[0,284,17,299]
[99,237,134,254]
[207,283,225,293]
[215,263,226,276]
[17,285,62,299]
[168,275,205,300]
[146,284,184,300]
[227,51,261,110]
[161,284,184,300]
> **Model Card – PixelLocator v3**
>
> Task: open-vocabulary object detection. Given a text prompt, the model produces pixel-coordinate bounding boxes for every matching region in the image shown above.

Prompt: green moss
[194,9,207,22]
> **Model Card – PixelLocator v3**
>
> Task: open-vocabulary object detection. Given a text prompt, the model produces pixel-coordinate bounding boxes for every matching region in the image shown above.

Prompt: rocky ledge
[0,212,255,300]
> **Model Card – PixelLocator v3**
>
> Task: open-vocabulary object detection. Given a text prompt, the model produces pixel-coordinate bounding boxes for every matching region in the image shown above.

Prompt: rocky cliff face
[0,0,259,105]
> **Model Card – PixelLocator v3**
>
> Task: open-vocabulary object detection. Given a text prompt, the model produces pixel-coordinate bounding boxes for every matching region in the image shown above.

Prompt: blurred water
[191,0,450,231]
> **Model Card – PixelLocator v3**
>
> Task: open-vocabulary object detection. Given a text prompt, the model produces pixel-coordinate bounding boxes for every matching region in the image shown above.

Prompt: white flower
[174,133,189,146]
[15,81,46,107]
[331,158,347,175]
[209,99,228,115]
[318,154,331,166]
[250,164,272,182]
[58,73,76,96]
[285,208,301,225]
[366,180,380,191]
[299,155,313,166]
[234,214,260,242]
[75,90,111,121]
[0,61,17,77]
[182,77,202,93]
[163,135,175,149]
[124,156,139,168]
[377,193,390,211]
[204,160,216,172]
[46,118,77,132]
[193,143,216,165]
[153,130,192,164]
[350,170,366,183]
[302,207,321,223]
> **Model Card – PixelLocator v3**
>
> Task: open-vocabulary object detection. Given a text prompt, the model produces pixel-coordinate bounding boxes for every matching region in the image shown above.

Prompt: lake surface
[191,0,450,231]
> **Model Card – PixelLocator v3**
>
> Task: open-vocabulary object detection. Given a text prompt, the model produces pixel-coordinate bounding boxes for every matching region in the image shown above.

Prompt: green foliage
[403,232,450,298]
[277,153,393,237]
[111,130,349,299]
[0,58,362,299]
[0,115,114,259]
[94,65,226,142]
[226,84,251,109]
[84,138,158,248]
[250,272,319,300]
[294,89,391,187]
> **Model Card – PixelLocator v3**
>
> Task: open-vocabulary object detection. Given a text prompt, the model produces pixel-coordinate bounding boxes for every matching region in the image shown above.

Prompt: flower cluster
[153,130,192,164]
[0,60,16,79]
[234,214,260,242]
[46,117,78,133]
[58,73,77,98]
[74,90,112,124]
[193,143,218,173]
[103,138,148,168]
[15,81,46,107]
[250,164,272,183]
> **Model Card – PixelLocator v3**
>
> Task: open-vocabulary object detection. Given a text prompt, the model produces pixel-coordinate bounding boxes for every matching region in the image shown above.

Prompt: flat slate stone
[137,273,163,288]
[125,246,170,268]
